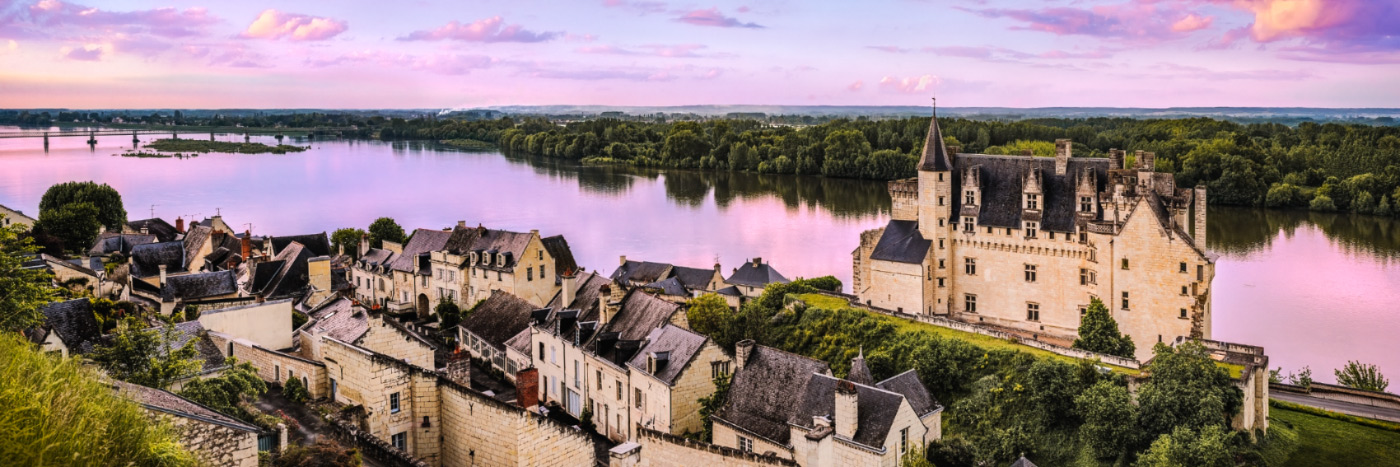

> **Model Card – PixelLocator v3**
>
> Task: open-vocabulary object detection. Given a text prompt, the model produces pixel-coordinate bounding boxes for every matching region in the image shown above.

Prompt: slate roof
[877,370,941,418]
[725,259,790,288]
[113,380,260,432]
[250,241,312,298]
[541,235,578,279]
[88,232,157,257]
[170,321,228,372]
[612,260,671,285]
[869,220,931,264]
[848,351,875,386]
[949,154,1110,232]
[918,104,952,172]
[460,290,537,349]
[672,266,719,291]
[161,270,239,302]
[1010,456,1038,467]
[540,272,612,343]
[35,298,102,354]
[627,324,708,386]
[715,285,743,297]
[715,345,831,446]
[126,218,179,242]
[442,225,483,254]
[305,297,369,343]
[359,248,395,271]
[270,233,332,258]
[789,374,908,449]
[587,291,681,366]
[130,241,186,278]
[504,329,533,354]
[642,277,688,297]
[388,229,453,273]
[181,225,212,269]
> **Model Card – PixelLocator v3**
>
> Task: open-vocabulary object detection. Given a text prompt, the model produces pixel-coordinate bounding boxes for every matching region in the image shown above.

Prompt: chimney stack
[751,257,761,268]
[457,220,466,229]
[561,270,577,307]
[1109,149,1123,170]
[1194,184,1208,251]
[835,380,859,439]
[241,231,252,261]
[619,255,628,266]
[1142,152,1156,172]
[158,264,168,287]
[1055,139,1071,176]
[175,217,184,234]
[530,229,539,238]
[358,234,369,257]
[598,284,613,325]
[735,339,755,372]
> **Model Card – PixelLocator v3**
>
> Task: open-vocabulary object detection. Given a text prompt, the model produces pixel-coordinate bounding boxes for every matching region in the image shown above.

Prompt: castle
[853,102,1216,360]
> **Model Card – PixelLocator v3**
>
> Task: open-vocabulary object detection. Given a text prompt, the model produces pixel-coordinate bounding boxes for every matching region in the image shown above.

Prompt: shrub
[283,376,311,404]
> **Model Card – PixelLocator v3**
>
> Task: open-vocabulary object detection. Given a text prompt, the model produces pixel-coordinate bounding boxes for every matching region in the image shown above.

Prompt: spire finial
[932,96,937,110]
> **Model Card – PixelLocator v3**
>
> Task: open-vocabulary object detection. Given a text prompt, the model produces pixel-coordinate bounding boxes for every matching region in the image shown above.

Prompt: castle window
[1080,196,1093,212]
[1179,262,1187,273]
[965,190,976,205]
[1080,233,1088,243]
[937,277,946,288]
[938,218,945,227]
[1181,285,1188,295]
[1026,193,1039,210]
[964,258,976,275]
[939,259,945,269]
[738,436,753,453]
[927,265,932,278]
[938,173,944,181]
[1026,222,1038,238]
[391,432,407,451]
[964,217,976,232]
[527,269,533,281]
[1180,308,1188,319]
[1121,291,1130,310]
[1080,268,1096,285]
[1197,265,1204,281]
[1080,306,1088,315]
[901,427,909,453]
[1027,303,1040,321]
[1049,232,1055,240]
[939,238,945,249]
[1121,258,1130,270]
[390,392,401,413]
[938,196,946,206]
[1024,264,1037,282]
[965,294,977,313]
[987,226,994,234]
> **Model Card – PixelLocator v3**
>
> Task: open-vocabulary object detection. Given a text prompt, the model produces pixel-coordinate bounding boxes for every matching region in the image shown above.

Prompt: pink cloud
[7,0,217,40]
[61,44,102,61]
[675,8,763,28]
[1171,13,1213,32]
[602,0,668,15]
[847,80,864,91]
[240,9,347,41]
[866,45,909,53]
[878,75,940,94]
[575,44,713,58]
[401,17,558,42]
[958,2,1213,41]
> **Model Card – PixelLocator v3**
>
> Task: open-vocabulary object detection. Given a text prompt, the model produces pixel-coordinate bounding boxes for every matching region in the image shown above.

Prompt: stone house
[88,231,157,264]
[114,380,261,467]
[124,217,180,242]
[297,296,436,367]
[724,258,789,298]
[429,223,578,310]
[388,228,455,317]
[852,104,1215,360]
[712,341,941,465]
[530,271,611,412]
[25,298,102,358]
[166,320,233,391]
[0,203,36,230]
[612,256,727,302]
[23,253,104,296]
[584,290,687,441]
[457,289,540,380]
[128,224,218,288]
[198,298,295,350]
[131,269,240,316]
[626,324,731,437]
[352,239,399,307]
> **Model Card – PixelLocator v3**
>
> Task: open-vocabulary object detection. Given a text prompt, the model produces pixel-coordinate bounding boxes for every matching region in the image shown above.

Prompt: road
[1272,391,1400,423]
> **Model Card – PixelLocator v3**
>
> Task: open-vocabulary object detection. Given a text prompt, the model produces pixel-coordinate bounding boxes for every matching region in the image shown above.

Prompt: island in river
[143,138,308,154]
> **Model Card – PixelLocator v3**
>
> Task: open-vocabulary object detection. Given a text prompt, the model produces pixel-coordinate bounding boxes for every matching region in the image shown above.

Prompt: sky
[0,0,1397,109]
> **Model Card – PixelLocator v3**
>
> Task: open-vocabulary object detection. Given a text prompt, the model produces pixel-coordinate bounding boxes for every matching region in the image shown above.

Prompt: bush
[793,276,842,292]
[436,299,463,329]
[270,440,361,467]
[282,376,311,404]
[1310,194,1337,211]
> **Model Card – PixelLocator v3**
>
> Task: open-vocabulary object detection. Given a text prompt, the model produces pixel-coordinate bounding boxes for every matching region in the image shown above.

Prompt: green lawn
[1272,405,1400,467]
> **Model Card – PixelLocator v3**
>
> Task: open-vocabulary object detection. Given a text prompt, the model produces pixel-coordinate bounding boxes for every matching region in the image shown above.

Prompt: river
[2,128,1396,384]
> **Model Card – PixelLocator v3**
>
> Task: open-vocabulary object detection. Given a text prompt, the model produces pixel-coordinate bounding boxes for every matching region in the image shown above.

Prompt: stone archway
[417,293,430,318]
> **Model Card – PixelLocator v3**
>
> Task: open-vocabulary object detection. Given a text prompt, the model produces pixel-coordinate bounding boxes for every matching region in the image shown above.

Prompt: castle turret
[918,98,953,316]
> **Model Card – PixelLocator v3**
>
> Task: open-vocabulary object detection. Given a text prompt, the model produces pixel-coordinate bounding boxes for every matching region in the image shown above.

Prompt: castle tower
[918,98,954,315]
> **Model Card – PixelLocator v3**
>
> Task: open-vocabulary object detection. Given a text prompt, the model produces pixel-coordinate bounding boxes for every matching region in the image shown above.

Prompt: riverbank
[144,138,307,154]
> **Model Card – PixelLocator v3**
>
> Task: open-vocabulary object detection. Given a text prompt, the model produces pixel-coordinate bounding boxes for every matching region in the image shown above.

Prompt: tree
[331,227,367,259]
[0,332,197,466]
[1136,342,1242,440]
[686,293,737,348]
[1072,297,1136,358]
[1135,425,1233,467]
[821,129,872,178]
[92,319,203,389]
[282,375,311,403]
[696,373,732,442]
[178,358,268,422]
[34,201,103,254]
[1335,360,1389,392]
[436,299,463,329]
[1075,380,1139,459]
[0,222,57,332]
[39,181,127,231]
[367,217,406,249]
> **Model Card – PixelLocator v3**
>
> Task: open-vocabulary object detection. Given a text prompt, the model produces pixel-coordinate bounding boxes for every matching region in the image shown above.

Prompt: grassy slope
[1272,406,1400,467]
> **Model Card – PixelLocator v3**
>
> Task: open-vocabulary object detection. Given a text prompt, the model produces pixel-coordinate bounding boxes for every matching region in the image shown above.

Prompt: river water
[2,128,1396,384]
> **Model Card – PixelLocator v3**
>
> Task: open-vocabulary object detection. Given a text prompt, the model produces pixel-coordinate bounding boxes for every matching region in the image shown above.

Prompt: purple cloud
[240,10,348,41]
[602,0,668,15]
[61,44,102,61]
[4,0,217,40]
[957,2,1211,41]
[401,17,558,43]
[675,8,763,28]
[576,43,712,58]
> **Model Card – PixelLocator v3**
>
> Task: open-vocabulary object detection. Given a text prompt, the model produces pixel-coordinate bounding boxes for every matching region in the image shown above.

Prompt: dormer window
[497,254,506,266]
[1080,196,1093,212]
[965,190,976,205]
[963,217,975,233]
[1026,193,1039,210]
[1025,222,1038,238]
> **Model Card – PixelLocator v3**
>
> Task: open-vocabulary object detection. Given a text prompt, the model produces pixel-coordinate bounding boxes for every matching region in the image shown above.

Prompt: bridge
[0,127,361,150]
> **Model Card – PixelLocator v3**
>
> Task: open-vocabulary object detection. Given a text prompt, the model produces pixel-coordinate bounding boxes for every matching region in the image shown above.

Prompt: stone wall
[211,332,329,398]
[612,427,798,467]
[662,341,729,435]
[1102,198,1212,360]
[159,410,260,467]
[712,421,792,460]
[199,299,295,350]
[438,378,598,467]
[359,314,436,367]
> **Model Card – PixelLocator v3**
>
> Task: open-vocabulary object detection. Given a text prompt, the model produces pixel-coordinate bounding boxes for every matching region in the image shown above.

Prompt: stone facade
[198,299,294,350]
[210,332,330,399]
[611,428,799,467]
[629,339,730,436]
[161,410,260,467]
[854,108,1215,361]
[0,204,36,230]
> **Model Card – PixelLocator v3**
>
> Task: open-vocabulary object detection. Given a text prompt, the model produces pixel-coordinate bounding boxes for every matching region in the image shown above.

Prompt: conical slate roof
[848,349,875,386]
[918,98,952,172]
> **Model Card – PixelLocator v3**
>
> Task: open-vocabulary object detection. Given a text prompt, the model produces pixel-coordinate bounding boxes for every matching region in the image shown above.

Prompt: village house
[130,269,240,316]
[429,223,578,309]
[531,271,610,407]
[25,298,103,358]
[852,103,1215,360]
[457,289,540,380]
[723,258,790,298]
[386,228,454,316]
[352,236,398,307]
[23,252,105,296]
[612,256,726,303]
[124,217,181,242]
[0,203,37,230]
[711,341,941,465]
[113,380,262,467]
[625,324,730,437]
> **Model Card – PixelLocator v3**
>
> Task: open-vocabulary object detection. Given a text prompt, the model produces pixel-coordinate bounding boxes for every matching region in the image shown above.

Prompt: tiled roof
[877,370,940,418]
[725,260,789,288]
[642,277,688,297]
[715,285,743,297]
[113,380,259,432]
[305,297,369,343]
[627,324,708,385]
[504,328,532,354]
[459,290,537,349]
[541,235,578,279]
[789,374,907,449]
[181,225,212,269]
[1010,456,1038,467]
[88,232,157,256]
[170,321,228,372]
[540,272,611,343]
[714,345,830,446]
[130,241,186,278]
[918,105,952,172]
[848,352,875,386]
[612,260,672,285]
[949,154,1109,232]
[671,265,719,291]
[869,220,931,264]
[37,298,102,354]
[469,229,534,271]
[251,241,312,298]
[589,291,679,357]
[161,270,238,301]
[442,225,482,254]
[270,233,332,258]
[125,218,179,242]
[388,229,453,273]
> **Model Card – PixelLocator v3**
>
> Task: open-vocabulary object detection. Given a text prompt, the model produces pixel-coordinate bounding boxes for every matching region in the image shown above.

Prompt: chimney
[358,234,369,257]
[735,339,755,372]
[158,264,168,287]
[140,226,149,235]
[1142,152,1156,172]
[619,255,628,266]
[598,284,613,325]
[530,229,539,238]
[751,257,761,268]
[309,256,331,292]
[457,220,466,229]
[175,217,185,234]
[1055,139,1071,176]
[1109,149,1123,170]
[338,243,344,257]
[241,231,252,261]
[561,271,577,307]
[1134,150,1146,170]
[835,380,859,439]
[1194,184,1208,251]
